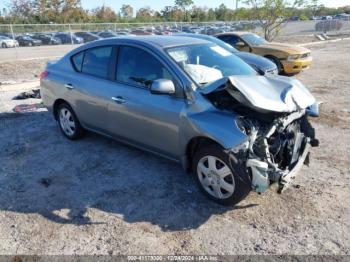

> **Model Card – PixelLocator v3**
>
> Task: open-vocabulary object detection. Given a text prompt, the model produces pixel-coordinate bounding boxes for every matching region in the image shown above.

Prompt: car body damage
[202,76,319,193]
[200,75,316,113]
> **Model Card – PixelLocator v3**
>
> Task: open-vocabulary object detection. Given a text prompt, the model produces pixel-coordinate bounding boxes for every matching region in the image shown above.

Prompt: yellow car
[216,32,312,75]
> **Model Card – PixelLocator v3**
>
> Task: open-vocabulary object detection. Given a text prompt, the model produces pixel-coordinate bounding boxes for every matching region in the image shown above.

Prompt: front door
[107,45,185,158]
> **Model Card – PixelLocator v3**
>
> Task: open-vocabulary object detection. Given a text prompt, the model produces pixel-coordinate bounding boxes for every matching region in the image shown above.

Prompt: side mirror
[150,79,175,95]
[235,41,246,47]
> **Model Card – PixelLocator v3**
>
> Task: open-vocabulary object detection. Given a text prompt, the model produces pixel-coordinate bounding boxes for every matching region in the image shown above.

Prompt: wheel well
[53,99,68,120]
[185,137,223,172]
[264,55,283,72]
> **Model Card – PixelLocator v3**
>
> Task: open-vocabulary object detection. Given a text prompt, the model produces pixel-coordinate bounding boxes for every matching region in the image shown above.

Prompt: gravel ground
[0,40,349,255]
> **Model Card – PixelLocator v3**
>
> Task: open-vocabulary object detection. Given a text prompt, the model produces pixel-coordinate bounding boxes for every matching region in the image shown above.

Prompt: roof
[82,35,210,49]
[216,31,252,36]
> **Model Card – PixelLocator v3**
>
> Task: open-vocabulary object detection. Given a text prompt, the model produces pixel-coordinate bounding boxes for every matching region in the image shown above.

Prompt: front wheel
[1,43,7,48]
[193,145,251,205]
[266,56,283,74]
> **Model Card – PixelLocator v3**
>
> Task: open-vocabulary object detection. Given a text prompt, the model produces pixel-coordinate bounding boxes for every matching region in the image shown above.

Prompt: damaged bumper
[278,139,311,193]
[235,110,318,194]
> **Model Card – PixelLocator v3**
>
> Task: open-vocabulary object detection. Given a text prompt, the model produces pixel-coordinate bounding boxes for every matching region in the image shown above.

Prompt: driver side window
[218,35,241,46]
[116,46,175,89]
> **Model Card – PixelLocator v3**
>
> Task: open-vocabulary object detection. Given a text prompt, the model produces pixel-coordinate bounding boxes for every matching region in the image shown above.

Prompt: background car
[15,35,42,47]
[0,36,19,48]
[74,32,101,43]
[216,32,312,75]
[31,33,62,45]
[98,31,120,38]
[130,30,153,36]
[54,33,84,44]
[175,33,278,75]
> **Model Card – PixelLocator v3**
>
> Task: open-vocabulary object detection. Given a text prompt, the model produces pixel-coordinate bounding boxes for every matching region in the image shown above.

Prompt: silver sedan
[40,36,320,205]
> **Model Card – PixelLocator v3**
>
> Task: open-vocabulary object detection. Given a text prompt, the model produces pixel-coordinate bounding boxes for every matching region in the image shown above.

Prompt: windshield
[198,35,239,53]
[166,43,256,87]
[241,33,268,46]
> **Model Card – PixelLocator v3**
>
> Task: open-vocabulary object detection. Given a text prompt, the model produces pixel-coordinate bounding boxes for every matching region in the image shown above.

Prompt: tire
[1,43,7,48]
[57,103,84,140]
[266,56,283,74]
[192,144,251,206]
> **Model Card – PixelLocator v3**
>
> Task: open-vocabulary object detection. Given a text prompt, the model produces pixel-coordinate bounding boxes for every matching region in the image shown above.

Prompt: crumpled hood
[255,42,310,54]
[200,75,316,113]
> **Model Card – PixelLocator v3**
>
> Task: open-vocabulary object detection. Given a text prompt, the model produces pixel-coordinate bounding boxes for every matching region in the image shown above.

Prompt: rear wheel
[193,144,251,205]
[57,103,84,140]
[1,43,7,48]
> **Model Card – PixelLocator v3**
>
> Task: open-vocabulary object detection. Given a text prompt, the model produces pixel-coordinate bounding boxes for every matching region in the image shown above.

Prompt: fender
[180,109,248,153]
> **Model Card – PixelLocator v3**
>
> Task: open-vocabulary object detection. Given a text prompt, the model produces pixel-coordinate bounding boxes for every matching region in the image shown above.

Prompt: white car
[0,36,19,48]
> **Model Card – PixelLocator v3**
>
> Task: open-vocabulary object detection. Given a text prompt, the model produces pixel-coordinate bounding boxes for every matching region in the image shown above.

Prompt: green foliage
[120,4,133,19]
[243,0,306,40]
[0,0,349,25]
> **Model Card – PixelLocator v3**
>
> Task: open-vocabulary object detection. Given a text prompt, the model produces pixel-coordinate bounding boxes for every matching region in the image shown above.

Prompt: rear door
[107,45,185,158]
[66,45,118,133]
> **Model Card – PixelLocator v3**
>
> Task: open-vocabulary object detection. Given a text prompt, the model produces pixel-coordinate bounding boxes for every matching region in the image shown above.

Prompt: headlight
[287,54,300,61]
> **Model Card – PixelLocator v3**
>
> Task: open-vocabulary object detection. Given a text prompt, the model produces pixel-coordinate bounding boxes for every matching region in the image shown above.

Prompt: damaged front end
[237,110,318,193]
[202,75,320,194]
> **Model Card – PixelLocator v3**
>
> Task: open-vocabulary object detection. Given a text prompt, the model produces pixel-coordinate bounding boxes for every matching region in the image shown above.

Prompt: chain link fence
[0,19,350,61]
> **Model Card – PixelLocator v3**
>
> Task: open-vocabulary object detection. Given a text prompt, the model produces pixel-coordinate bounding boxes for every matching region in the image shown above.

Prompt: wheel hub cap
[197,155,235,199]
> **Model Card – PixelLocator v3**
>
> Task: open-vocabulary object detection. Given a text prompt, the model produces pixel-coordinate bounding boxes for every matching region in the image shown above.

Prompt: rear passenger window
[116,46,175,88]
[81,46,112,79]
[71,52,84,72]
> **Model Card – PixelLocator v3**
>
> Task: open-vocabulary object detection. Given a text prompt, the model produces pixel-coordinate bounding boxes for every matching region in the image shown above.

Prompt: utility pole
[236,0,239,10]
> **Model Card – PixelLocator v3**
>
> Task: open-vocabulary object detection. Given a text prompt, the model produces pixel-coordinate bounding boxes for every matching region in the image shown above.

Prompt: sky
[0,0,349,12]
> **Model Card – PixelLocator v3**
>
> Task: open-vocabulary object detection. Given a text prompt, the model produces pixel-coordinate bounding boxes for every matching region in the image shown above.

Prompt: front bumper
[282,57,313,74]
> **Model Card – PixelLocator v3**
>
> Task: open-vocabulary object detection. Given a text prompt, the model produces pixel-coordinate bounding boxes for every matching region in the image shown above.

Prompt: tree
[244,0,306,40]
[92,5,117,22]
[8,0,33,21]
[175,0,193,21]
[120,4,133,19]
[215,3,230,21]
[136,6,155,22]
[191,5,207,22]
[161,6,183,21]
[307,0,322,17]
[207,8,216,21]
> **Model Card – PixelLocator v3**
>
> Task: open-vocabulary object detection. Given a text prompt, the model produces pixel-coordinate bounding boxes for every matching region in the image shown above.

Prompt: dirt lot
[0,40,349,256]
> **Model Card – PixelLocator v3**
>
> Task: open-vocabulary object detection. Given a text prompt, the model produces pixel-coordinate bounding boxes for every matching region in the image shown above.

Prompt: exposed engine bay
[204,76,320,193]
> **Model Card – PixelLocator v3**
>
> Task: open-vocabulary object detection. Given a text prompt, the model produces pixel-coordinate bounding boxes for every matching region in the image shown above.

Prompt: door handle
[111,96,126,104]
[65,83,74,90]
